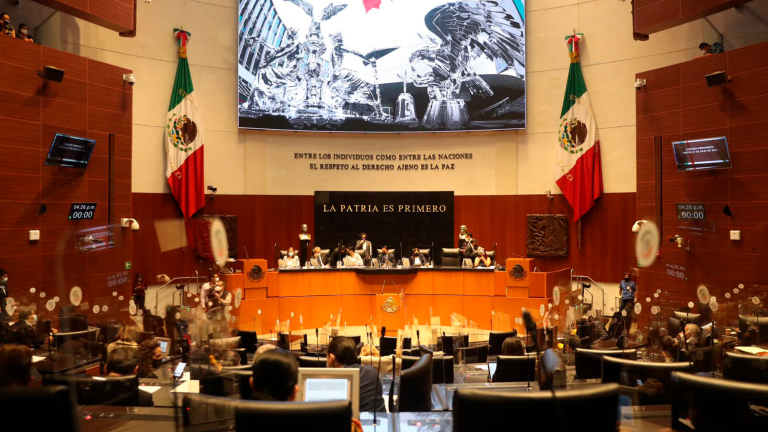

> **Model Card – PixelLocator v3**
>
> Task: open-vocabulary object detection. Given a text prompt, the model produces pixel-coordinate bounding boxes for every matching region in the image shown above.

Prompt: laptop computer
[487,361,497,381]
[156,337,172,359]
[402,258,410,268]
[463,258,474,269]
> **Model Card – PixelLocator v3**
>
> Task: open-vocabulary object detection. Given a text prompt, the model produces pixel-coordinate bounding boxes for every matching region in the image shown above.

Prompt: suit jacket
[329,248,346,266]
[410,253,427,266]
[343,364,385,413]
[463,243,477,259]
[356,240,373,263]
[0,284,8,318]
[311,254,327,266]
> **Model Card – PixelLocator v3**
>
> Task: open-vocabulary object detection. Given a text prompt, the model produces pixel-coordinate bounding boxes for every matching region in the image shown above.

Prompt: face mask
[701,50,707,55]
[1,277,7,284]
[214,277,219,282]
[288,252,294,257]
[1,19,9,25]
[215,286,223,293]
[20,29,27,36]
[28,315,38,325]
[152,359,163,369]
[624,276,630,281]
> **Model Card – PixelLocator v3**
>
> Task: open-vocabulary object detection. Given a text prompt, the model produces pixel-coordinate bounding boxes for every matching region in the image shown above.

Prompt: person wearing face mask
[214,281,232,308]
[16,23,32,42]
[137,339,162,378]
[283,247,300,268]
[698,42,724,56]
[132,273,148,313]
[0,269,9,322]
[619,272,636,314]
[410,247,427,267]
[1,13,14,37]
[201,273,220,305]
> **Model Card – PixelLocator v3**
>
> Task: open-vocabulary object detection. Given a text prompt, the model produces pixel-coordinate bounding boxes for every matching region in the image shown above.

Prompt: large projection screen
[238,0,526,133]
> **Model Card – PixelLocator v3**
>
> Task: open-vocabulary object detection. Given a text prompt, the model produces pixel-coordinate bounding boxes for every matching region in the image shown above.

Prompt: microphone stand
[316,328,320,358]
[388,353,396,413]
[374,327,386,427]
[525,312,568,431]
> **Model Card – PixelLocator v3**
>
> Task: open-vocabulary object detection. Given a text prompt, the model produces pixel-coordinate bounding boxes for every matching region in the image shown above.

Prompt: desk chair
[493,354,536,383]
[237,330,258,354]
[299,356,327,368]
[191,364,227,397]
[671,372,768,431]
[441,248,461,267]
[488,331,516,356]
[400,355,420,372]
[574,348,637,380]
[433,355,455,384]
[380,336,397,357]
[235,399,352,431]
[453,383,620,432]
[602,356,692,405]
[45,375,141,406]
[723,351,768,384]
[0,386,78,432]
[183,393,239,427]
[398,353,433,412]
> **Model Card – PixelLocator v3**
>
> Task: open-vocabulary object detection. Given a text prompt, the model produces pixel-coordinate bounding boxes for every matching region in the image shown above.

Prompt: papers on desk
[32,355,46,363]
[171,379,200,393]
[139,385,162,394]
[474,364,489,371]
[735,346,768,355]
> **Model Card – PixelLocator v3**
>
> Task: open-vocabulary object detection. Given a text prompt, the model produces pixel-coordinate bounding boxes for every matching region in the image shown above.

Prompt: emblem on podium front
[248,265,265,282]
[382,297,400,314]
[510,264,527,281]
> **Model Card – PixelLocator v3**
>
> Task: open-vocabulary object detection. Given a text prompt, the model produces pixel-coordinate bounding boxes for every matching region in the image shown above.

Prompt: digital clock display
[68,203,97,220]
[675,203,706,220]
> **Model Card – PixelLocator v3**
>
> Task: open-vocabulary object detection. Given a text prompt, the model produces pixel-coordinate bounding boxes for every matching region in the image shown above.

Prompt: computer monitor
[156,337,171,359]
[44,134,97,169]
[672,137,732,172]
[297,368,359,419]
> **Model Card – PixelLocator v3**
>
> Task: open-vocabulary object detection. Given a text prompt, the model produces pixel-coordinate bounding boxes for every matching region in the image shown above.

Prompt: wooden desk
[233,268,561,336]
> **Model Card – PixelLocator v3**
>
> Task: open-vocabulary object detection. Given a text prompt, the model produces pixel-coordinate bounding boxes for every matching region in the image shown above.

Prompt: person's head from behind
[660,335,676,353]
[685,323,700,340]
[287,247,295,258]
[0,344,32,387]
[567,335,580,353]
[327,336,357,368]
[254,343,276,359]
[18,309,30,324]
[501,337,524,356]
[107,348,139,376]
[250,349,298,401]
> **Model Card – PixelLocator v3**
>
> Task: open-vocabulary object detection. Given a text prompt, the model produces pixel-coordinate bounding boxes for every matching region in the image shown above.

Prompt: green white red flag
[166,29,205,219]
[555,34,603,221]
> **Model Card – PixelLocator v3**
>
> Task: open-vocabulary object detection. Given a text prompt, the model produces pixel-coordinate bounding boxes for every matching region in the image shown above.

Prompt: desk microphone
[315,328,320,357]
[244,246,249,259]
[391,281,399,294]
[382,279,386,294]
[416,329,420,347]
[375,326,386,427]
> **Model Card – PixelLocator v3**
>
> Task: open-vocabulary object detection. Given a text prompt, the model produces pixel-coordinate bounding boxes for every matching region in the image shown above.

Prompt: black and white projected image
[238,0,526,132]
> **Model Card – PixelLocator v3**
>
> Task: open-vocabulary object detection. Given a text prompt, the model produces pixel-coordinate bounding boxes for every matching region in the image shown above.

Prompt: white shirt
[284,255,300,268]
[347,253,364,267]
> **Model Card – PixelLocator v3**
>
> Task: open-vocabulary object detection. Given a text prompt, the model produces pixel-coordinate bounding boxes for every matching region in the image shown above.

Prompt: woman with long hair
[249,349,299,401]
[137,339,161,378]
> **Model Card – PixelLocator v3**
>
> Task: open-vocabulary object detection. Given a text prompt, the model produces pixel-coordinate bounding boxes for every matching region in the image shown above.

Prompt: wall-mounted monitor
[672,137,731,172]
[237,0,526,132]
[45,134,96,169]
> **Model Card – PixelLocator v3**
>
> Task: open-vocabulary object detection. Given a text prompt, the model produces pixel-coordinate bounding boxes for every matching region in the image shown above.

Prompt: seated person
[282,247,301,268]
[659,335,679,363]
[584,315,608,341]
[409,248,427,267]
[378,246,393,268]
[11,309,36,347]
[327,336,385,412]
[0,343,32,387]
[474,247,492,268]
[676,323,700,353]
[329,244,348,266]
[311,246,327,267]
[137,340,162,379]
[250,348,299,401]
[249,349,362,431]
[346,248,364,267]
[106,348,154,406]
[34,317,57,348]
[501,336,524,356]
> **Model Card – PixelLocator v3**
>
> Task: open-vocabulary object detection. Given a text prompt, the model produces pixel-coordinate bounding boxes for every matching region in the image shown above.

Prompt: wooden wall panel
[131,192,636,284]
[0,35,133,324]
[633,0,753,37]
[32,0,135,33]
[635,42,768,327]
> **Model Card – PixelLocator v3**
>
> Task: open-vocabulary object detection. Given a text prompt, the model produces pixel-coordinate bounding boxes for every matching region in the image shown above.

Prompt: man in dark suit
[327,336,385,412]
[410,248,427,267]
[11,309,36,347]
[328,244,347,267]
[355,233,373,266]
[463,235,477,259]
[311,246,327,267]
[378,246,394,268]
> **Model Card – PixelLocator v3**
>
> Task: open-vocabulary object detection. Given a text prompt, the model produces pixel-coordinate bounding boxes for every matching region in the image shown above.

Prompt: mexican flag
[166,29,205,219]
[555,34,602,221]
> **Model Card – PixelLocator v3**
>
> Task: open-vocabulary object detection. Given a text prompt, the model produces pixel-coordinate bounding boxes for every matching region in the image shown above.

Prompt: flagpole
[578,219,582,251]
